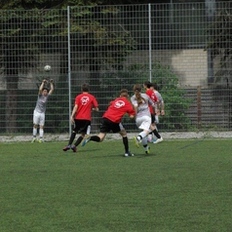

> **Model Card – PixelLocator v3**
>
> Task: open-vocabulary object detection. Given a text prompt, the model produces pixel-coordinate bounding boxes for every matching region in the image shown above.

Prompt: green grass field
[1,138,232,232]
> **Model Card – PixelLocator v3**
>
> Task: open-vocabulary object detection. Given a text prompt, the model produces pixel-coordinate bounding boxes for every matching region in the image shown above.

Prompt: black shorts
[100,118,124,133]
[73,119,91,133]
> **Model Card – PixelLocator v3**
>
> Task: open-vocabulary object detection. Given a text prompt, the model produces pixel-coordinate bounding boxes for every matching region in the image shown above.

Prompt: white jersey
[34,94,49,113]
[131,93,153,118]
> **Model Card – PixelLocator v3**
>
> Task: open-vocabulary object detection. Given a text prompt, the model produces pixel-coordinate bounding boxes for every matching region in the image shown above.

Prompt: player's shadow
[80,148,101,153]
[90,153,122,158]
[90,152,157,159]
[132,152,157,158]
[63,148,100,155]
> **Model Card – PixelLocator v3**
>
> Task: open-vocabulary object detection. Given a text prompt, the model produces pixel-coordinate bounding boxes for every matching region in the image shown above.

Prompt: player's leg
[134,116,151,147]
[32,110,39,142]
[95,132,106,142]
[63,130,76,151]
[151,123,163,144]
[148,114,156,142]
[63,120,80,151]
[38,113,45,143]
[32,124,38,143]
[118,124,134,157]
[82,118,109,146]
[82,132,106,146]
[141,136,150,154]
[71,121,91,152]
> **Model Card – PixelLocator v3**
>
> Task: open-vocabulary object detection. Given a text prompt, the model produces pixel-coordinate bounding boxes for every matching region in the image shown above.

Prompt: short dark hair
[42,87,49,92]
[120,89,129,97]
[82,83,89,92]
[144,81,152,88]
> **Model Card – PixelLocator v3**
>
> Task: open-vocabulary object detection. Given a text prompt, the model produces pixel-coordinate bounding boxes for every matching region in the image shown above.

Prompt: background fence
[0,1,232,137]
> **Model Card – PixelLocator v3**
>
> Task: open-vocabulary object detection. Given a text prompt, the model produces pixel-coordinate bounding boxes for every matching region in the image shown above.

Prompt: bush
[100,62,192,131]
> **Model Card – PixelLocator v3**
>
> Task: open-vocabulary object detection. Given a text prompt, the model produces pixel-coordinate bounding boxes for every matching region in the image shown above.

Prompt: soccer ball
[44,65,51,72]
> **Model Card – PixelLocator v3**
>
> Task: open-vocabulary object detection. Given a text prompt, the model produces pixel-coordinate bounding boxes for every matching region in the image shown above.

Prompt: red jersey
[74,93,98,120]
[103,97,135,123]
[146,89,158,114]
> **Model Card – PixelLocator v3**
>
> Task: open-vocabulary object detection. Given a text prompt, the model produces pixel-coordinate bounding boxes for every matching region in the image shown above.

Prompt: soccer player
[81,89,135,157]
[152,82,165,118]
[143,81,163,144]
[31,79,54,143]
[63,83,99,152]
[131,84,157,154]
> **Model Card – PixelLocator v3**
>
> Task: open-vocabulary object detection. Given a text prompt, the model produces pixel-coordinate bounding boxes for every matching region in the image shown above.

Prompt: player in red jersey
[143,81,163,144]
[63,83,99,152]
[82,89,136,157]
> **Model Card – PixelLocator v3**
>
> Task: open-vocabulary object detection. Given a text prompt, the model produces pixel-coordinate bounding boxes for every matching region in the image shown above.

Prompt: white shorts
[136,115,151,131]
[33,110,45,126]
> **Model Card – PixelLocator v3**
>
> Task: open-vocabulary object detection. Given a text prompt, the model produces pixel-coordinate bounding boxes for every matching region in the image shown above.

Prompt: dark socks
[74,136,83,147]
[123,137,129,153]
[137,135,143,140]
[68,132,76,145]
[153,129,161,139]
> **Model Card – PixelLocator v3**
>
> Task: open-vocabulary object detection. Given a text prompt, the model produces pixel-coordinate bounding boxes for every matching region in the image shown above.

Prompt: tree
[205,1,232,85]
[0,10,42,132]
[0,0,137,132]
[99,63,192,131]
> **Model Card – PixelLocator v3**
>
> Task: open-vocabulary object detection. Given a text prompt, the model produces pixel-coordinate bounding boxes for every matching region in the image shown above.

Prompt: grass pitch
[1,138,232,232]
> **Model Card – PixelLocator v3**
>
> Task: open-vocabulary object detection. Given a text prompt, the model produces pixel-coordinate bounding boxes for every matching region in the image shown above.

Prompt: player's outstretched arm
[70,105,77,124]
[38,79,47,94]
[48,79,54,95]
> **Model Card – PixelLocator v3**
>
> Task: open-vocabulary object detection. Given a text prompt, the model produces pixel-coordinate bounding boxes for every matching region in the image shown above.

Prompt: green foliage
[100,62,192,131]
[0,0,154,10]
[205,2,232,84]
[151,63,192,130]
[0,4,136,132]
[0,0,96,10]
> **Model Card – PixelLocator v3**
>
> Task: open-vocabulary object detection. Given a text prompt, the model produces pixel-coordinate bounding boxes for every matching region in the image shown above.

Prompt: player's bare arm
[38,79,47,94]
[92,107,99,111]
[70,104,78,124]
[48,79,54,95]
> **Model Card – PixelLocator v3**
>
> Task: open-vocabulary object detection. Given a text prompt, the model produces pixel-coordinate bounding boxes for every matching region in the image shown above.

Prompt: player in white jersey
[31,79,54,143]
[151,82,165,144]
[130,84,157,154]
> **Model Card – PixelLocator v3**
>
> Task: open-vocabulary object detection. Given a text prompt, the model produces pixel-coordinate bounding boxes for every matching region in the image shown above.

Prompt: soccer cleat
[38,138,44,143]
[31,137,36,143]
[145,146,150,154]
[152,138,157,143]
[153,137,163,144]
[71,145,77,153]
[124,151,134,157]
[81,135,90,147]
[63,145,71,151]
[133,136,141,148]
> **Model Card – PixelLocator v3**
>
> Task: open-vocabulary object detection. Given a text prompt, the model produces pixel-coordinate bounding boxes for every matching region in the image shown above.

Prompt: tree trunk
[89,62,101,133]
[5,75,18,133]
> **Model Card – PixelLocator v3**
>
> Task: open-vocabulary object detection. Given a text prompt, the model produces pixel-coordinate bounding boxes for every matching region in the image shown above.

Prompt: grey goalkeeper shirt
[34,94,50,113]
